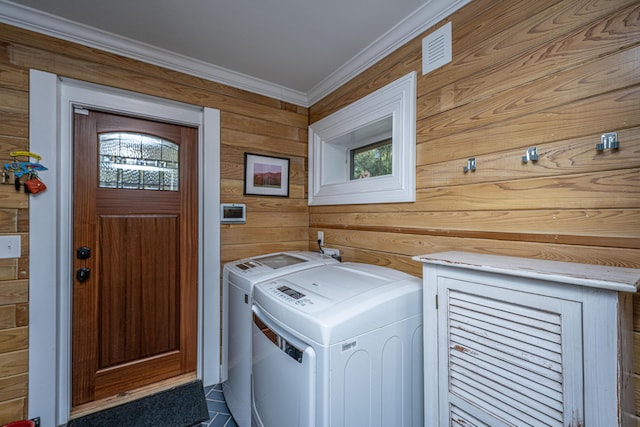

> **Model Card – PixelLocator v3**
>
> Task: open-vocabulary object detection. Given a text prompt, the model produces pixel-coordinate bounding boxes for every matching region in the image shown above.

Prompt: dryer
[222,251,338,427]
[251,262,423,427]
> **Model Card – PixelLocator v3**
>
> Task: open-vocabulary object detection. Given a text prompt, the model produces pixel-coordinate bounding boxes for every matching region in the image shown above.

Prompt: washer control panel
[268,283,315,307]
[230,253,310,276]
[235,260,260,271]
[278,285,305,300]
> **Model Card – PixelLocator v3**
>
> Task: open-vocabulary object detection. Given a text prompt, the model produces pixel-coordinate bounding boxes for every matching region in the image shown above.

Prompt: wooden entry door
[71,110,198,408]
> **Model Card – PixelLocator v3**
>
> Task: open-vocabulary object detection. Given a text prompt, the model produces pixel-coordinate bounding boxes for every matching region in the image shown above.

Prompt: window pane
[99,132,179,191]
[350,139,392,180]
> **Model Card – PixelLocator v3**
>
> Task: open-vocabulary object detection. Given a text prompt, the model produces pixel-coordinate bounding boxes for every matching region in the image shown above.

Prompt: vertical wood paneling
[310,0,640,417]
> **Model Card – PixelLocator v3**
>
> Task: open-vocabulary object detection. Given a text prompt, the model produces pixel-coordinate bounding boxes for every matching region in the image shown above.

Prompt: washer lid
[224,251,338,291]
[252,262,422,345]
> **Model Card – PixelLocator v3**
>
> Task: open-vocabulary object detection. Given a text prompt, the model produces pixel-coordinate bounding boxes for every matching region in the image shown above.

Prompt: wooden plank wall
[0,24,309,423]
[0,0,638,423]
[0,54,32,424]
[309,0,640,420]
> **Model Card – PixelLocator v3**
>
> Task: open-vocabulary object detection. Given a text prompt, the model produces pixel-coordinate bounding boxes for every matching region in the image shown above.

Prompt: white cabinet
[413,251,639,427]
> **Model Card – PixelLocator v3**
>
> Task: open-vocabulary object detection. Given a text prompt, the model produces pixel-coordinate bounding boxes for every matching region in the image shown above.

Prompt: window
[351,138,392,180]
[99,132,179,190]
[308,72,416,205]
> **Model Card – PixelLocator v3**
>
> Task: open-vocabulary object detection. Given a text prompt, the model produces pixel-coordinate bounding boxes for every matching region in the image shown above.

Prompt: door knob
[76,267,91,282]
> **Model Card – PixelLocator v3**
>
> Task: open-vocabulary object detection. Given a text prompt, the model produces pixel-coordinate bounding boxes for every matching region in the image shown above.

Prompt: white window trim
[28,70,221,427]
[308,72,416,205]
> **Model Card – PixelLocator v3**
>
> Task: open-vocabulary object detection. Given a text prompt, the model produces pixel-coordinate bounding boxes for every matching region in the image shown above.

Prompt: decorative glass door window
[99,132,179,190]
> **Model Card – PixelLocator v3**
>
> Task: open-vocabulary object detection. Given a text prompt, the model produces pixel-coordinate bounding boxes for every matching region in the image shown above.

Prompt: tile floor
[201,384,238,427]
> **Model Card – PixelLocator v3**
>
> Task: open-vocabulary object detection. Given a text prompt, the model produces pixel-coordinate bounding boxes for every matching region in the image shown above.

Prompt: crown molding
[306,0,471,105]
[1,0,469,107]
[0,0,308,105]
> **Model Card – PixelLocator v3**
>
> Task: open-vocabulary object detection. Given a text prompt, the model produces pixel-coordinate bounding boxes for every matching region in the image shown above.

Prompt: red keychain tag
[24,176,47,194]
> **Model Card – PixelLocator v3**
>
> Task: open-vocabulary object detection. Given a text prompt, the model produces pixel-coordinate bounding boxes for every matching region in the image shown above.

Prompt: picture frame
[244,153,290,197]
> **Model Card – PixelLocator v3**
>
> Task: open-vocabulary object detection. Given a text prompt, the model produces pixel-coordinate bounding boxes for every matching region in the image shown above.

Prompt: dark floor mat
[67,380,209,427]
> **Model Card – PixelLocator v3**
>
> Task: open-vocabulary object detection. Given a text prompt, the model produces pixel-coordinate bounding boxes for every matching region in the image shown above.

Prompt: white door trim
[28,70,221,426]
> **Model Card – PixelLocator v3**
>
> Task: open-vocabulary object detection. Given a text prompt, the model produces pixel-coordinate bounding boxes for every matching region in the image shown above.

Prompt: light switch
[0,235,21,259]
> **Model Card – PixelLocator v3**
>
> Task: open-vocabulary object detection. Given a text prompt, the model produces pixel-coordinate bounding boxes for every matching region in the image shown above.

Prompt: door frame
[28,70,221,427]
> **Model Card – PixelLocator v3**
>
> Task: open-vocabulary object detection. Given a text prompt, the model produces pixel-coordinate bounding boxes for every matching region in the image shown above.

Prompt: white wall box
[413,251,640,427]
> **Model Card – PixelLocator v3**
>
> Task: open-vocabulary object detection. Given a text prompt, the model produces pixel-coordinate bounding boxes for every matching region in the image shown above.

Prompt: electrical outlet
[317,231,324,246]
[0,235,21,259]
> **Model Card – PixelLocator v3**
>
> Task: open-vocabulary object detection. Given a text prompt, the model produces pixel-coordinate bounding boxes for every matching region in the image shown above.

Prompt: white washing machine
[222,251,338,427]
[251,262,423,427]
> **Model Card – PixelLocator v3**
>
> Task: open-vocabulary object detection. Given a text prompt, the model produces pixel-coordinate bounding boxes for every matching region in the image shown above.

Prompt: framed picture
[244,153,290,197]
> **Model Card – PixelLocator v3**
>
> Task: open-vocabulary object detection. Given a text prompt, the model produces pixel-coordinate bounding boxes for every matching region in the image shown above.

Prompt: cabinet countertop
[413,251,640,293]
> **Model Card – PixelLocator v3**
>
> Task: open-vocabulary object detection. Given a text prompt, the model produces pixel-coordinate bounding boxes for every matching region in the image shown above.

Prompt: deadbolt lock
[77,246,91,260]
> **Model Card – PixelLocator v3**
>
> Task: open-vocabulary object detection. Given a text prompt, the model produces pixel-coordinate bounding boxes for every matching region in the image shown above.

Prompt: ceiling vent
[422,21,452,75]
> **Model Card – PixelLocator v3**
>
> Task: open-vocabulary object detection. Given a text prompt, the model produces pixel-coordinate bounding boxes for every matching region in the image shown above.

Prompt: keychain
[24,172,47,194]
[3,151,48,194]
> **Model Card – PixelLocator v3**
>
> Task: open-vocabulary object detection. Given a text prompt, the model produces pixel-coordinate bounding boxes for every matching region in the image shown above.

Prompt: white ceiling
[1,0,468,106]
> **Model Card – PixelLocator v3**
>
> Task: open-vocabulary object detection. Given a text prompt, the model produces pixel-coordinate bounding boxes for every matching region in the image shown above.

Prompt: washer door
[251,305,316,427]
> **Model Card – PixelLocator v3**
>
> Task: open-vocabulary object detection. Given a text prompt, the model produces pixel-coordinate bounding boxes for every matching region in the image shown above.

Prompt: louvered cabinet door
[437,277,584,427]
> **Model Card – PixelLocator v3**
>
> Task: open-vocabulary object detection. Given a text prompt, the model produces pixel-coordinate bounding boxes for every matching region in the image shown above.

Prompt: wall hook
[596,132,619,151]
[463,158,476,173]
[522,147,538,163]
